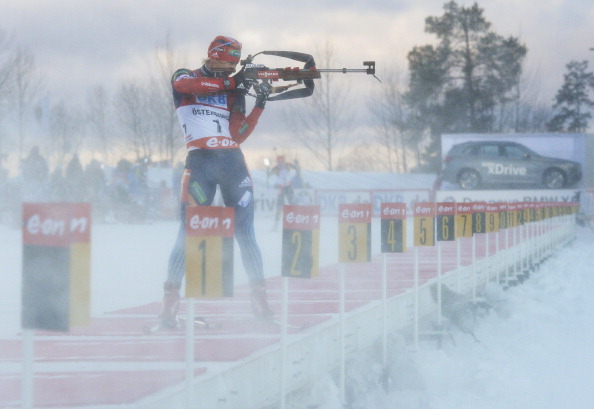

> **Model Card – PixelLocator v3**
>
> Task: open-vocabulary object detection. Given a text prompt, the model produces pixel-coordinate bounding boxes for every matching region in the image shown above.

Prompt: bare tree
[110,33,184,166]
[0,29,16,158]
[372,68,412,172]
[12,47,43,159]
[492,68,553,132]
[148,33,185,165]
[335,143,387,172]
[369,66,431,173]
[49,100,82,168]
[371,69,401,172]
[116,82,155,161]
[282,40,354,171]
[114,33,185,166]
[0,30,15,111]
[86,85,113,163]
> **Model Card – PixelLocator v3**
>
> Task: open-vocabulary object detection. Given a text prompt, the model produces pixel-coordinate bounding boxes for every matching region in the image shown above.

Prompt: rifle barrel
[316,68,369,73]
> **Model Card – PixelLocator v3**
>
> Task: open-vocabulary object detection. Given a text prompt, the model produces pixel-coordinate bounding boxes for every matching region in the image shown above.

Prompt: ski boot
[158,282,180,329]
[250,280,274,321]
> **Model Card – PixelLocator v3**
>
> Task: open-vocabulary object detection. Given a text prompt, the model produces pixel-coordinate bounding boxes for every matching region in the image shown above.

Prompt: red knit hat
[207,35,242,63]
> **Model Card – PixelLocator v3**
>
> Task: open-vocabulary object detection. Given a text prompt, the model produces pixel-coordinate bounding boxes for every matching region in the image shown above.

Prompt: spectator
[110,159,133,222]
[85,159,107,219]
[64,154,86,202]
[270,155,297,230]
[21,146,49,201]
[49,166,66,202]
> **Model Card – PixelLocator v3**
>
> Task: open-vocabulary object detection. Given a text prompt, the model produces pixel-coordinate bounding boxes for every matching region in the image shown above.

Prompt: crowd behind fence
[0,154,182,226]
[1,147,592,229]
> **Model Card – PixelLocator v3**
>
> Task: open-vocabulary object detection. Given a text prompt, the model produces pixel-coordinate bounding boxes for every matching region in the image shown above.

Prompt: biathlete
[159,35,273,329]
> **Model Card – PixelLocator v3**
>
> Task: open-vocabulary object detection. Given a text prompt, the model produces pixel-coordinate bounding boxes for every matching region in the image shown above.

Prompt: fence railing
[156,200,579,409]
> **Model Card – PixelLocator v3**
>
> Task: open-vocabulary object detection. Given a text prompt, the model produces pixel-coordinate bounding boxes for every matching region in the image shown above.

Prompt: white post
[280,277,289,409]
[520,223,525,274]
[513,226,522,281]
[382,254,388,367]
[485,231,490,280]
[339,263,346,404]
[528,218,534,269]
[495,229,502,285]
[185,298,195,408]
[471,234,477,301]
[536,210,545,263]
[413,247,419,350]
[22,329,34,409]
[437,241,442,328]
[505,225,510,287]
[456,238,461,293]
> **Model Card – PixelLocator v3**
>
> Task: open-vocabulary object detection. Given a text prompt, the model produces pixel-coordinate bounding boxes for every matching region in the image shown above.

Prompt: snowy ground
[345,226,594,409]
[1,213,593,409]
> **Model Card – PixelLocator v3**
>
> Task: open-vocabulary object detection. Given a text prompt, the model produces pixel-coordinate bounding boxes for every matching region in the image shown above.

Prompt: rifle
[239,51,379,101]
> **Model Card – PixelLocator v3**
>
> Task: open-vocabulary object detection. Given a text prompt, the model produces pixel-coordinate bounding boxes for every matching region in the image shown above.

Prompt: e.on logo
[26,214,88,237]
[285,211,316,225]
[381,203,406,220]
[185,206,235,237]
[413,203,435,217]
[338,203,372,223]
[437,204,455,215]
[188,214,232,234]
[283,206,321,230]
[456,203,472,213]
[23,203,91,247]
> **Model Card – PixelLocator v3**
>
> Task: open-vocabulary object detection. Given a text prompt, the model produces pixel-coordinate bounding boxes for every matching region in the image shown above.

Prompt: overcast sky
[1,0,593,163]
[3,0,592,95]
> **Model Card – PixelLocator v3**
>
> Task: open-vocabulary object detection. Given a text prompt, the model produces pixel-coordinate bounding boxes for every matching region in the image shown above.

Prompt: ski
[143,316,219,334]
[143,322,176,334]
[178,315,221,330]
[143,316,308,334]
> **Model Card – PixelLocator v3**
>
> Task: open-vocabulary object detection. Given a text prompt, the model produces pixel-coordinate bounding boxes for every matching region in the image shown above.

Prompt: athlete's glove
[231,68,251,94]
[254,81,272,109]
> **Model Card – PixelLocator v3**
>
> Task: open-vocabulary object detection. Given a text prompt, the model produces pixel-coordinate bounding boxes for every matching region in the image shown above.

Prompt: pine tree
[547,60,594,132]
[406,1,527,171]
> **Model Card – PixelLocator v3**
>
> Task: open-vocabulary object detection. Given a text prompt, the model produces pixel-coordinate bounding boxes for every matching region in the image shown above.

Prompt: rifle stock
[244,65,322,81]
[238,51,377,100]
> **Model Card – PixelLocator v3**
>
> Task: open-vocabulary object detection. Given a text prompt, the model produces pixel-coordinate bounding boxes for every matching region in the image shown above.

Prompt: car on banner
[441,140,582,190]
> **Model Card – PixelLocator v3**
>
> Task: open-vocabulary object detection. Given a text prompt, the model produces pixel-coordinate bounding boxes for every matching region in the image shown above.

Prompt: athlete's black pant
[166,149,264,288]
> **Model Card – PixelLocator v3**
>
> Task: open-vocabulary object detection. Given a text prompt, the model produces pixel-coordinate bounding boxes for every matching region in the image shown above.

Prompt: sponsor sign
[441,133,586,170]
[498,202,508,229]
[481,162,527,176]
[380,203,406,253]
[317,190,371,216]
[338,203,372,263]
[436,202,456,241]
[372,190,431,216]
[471,202,487,234]
[185,206,234,298]
[315,189,431,216]
[485,203,500,232]
[435,189,581,205]
[413,202,435,246]
[282,205,321,278]
[22,203,92,331]
[455,202,473,238]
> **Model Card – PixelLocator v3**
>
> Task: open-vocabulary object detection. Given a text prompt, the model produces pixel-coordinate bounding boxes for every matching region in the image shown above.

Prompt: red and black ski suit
[165,64,265,290]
